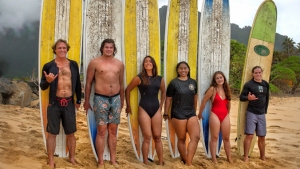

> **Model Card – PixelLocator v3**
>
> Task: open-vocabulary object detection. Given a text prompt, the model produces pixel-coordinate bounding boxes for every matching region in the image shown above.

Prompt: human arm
[198,87,214,119]
[163,97,172,121]
[74,62,82,110]
[83,61,95,113]
[240,81,258,102]
[227,100,231,114]
[194,94,198,114]
[265,81,270,114]
[125,76,140,116]
[159,78,166,112]
[40,64,57,90]
[119,63,125,109]
[163,81,174,120]
[239,82,249,101]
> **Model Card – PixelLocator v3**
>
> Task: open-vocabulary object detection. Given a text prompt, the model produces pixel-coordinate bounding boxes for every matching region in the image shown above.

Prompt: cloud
[0,0,41,32]
[159,0,300,43]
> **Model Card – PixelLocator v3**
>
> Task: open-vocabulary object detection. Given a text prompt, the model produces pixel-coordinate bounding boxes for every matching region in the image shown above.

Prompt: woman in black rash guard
[163,61,200,166]
[125,56,166,165]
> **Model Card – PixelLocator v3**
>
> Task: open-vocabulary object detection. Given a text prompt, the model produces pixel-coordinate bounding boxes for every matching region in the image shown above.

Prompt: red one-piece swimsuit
[211,92,228,122]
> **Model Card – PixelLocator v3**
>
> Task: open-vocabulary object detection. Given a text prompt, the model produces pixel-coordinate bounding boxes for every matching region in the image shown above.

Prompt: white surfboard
[83,0,124,161]
[198,0,230,158]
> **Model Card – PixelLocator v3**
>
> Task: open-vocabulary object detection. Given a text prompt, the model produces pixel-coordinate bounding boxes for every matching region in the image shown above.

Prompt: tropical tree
[229,40,246,93]
[272,50,284,65]
[282,36,296,57]
[160,40,164,76]
[270,66,296,93]
[272,56,300,93]
[296,42,300,55]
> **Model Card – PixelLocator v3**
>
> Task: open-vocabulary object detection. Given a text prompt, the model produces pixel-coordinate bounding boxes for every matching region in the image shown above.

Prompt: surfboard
[164,0,198,158]
[237,0,277,157]
[198,0,230,158]
[38,0,82,158]
[124,0,160,162]
[83,0,124,161]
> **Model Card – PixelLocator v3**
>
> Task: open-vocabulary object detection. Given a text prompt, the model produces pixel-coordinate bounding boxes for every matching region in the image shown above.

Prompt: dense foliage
[229,40,246,93]
[229,37,300,94]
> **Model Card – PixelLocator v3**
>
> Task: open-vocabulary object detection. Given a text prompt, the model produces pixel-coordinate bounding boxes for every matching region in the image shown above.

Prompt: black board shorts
[46,96,77,135]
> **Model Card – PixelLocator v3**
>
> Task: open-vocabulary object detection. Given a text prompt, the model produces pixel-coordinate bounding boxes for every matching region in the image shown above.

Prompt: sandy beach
[0,96,299,169]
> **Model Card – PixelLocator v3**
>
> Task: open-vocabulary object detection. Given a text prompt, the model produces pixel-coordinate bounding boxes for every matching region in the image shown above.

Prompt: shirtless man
[40,39,82,169]
[84,39,124,168]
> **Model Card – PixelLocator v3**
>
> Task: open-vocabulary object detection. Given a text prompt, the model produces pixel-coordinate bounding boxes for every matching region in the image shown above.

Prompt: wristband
[163,114,168,116]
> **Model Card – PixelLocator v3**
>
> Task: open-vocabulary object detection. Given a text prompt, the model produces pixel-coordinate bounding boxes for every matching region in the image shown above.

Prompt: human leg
[138,107,152,164]
[244,111,257,162]
[243,134,253,162]
[258,136,266,160]
[171,118,188,163]
[220,115,232,163]
[256,114,266,161]
[66,133,76,165]
[96,124,107,166]
[186,116,200,166]
[46,103,61,168]
[151,109,163,165]
[47,133,56,169]
[107,95,121,165]
[61,101,77,165]
[209,113,220,163]
[108,123,118,165]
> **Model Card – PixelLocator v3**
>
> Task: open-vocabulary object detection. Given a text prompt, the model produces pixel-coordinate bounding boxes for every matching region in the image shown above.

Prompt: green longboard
[237,0,277,157]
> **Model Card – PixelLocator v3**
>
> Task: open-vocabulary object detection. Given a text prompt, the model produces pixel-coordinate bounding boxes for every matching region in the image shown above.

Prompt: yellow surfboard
[124,0,160,161]
[39,0,82,157]
[237,0,277,157]
[164,0,198,158]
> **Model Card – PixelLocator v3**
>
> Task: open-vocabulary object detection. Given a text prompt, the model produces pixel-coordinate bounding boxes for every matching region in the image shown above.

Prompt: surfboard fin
[148,158,154,162]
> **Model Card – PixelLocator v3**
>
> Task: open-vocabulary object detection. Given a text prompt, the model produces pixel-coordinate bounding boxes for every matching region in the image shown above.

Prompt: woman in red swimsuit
[198,71,232,164]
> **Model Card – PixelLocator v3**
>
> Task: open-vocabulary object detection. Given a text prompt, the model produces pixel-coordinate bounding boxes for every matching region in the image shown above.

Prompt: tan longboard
[236,0,277,157]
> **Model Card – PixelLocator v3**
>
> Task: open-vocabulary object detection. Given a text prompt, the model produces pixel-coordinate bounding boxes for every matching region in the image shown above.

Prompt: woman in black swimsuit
[164,61,200,166]
[125,56,166,165]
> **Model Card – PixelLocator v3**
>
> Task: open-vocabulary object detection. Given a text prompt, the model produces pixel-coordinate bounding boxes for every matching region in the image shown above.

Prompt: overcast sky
[0,0,299,43]
[159,0,300,43]
[0,0,41,31]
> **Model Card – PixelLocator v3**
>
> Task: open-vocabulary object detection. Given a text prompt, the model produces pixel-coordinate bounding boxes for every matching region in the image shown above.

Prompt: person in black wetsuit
[40,39,81,168]
[240,66,269,162]
[163,61,200,166]
[125,55,166,165]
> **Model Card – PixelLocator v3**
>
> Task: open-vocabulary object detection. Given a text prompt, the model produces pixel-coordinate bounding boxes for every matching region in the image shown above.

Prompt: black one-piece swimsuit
[138,75,162,118]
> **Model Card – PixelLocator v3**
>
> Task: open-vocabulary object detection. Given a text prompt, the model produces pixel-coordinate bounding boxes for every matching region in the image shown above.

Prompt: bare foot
[211,159,218,164]
[244,156,249,162]
[111,162,120,169]
[260,157,266,161]
[47,161,55,169]
[97,164,105,169]
[158,161,164,165]
[68,159,77,165]
[227,158,233,164]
